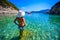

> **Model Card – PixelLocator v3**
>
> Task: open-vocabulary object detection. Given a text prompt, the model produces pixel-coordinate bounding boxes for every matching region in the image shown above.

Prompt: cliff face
[50,1,60,14]
[0,0,19,10]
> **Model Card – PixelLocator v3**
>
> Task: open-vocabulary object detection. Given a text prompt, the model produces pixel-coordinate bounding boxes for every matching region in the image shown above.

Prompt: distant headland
[26,1,60,15]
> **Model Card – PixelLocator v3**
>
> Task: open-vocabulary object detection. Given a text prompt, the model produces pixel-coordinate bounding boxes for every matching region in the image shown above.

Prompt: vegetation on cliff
[50,1,60,14]
[0,0,19,10]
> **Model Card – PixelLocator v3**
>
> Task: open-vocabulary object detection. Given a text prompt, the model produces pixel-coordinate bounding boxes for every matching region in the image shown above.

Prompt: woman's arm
[22,18,26,26]
[14,18,18,25]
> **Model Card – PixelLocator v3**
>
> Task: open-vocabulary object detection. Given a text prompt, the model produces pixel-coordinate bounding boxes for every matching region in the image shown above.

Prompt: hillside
[0,0,19,10]
[50,1,60,14]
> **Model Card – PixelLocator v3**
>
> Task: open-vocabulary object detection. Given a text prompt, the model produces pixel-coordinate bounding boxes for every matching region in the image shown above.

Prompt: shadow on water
[49,15,60,40]
[0,35,5,40]
[11,36,20,40]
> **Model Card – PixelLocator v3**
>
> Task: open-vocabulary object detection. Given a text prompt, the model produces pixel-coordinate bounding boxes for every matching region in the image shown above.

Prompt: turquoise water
[0,13,60,40]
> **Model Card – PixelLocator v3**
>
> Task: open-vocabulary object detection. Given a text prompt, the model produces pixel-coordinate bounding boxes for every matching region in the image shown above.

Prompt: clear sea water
[0,13,60,40]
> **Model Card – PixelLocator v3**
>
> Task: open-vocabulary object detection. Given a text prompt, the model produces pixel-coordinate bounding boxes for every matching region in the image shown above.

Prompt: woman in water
[14,10,26,39]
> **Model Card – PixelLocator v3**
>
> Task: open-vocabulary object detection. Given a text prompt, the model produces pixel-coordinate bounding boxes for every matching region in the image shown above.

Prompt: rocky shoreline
[0,6,18,16]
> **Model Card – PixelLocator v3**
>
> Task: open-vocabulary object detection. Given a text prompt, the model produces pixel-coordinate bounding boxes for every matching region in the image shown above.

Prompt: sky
[9,0,59,11]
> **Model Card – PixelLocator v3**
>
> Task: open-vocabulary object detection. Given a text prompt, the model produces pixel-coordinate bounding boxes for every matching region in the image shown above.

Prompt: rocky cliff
[0,0,19,14]
[50,1,60,14]
[0,0,19,10]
